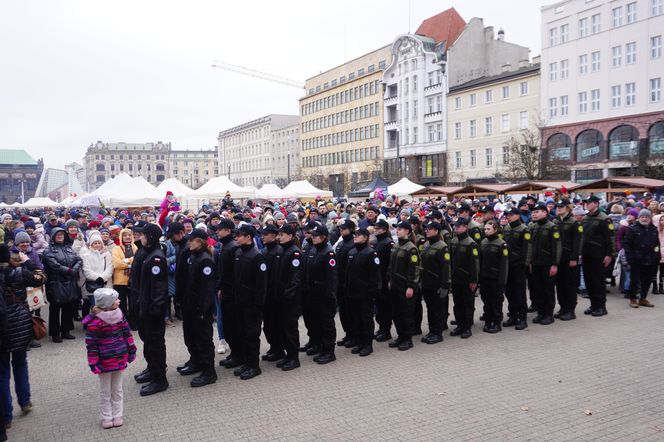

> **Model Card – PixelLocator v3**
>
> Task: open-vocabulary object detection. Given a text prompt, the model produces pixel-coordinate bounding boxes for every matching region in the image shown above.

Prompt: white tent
[387,177,425,197]
[71,193,101,207]
[255,184,283,200]
[280,180,333,199]
[60,196,76,206]
[106,176,164,207]
[21,197,60,208]
[190,176,254,199]
[157,178,194,198]
[91,173,133,198]
[0,202,8,208]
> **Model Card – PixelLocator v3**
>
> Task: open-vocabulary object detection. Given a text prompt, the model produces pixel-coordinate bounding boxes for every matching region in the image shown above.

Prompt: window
[413,127,418,143]
[455,151,462,169]
[455,96,462,109]
[455,122,462,139]
[485,148,493,168]
[412,74,417,90]
[612,85,622,108]
[591,51,601,72]
[502,86,510,99]
[469,120,477,137]
[560,24,569,43]
[485,90,493,103]
[579,17,589,37]
[470,149,477,168]
[579,54,588,74]
[651,78,662,102]
[436,95,442,112]
[561,95,569,116]
[627,2,637,22]
[591,13,601,34]
[626,42,636,64]
[485,117,493,135]
[501,114,510,132]
[652,36,662,59]
[549,97,558,118]
[612,46,622,67]
[579,91,588,113]
[653,0,664,16]
[626,82,636,105]
[469,93,477,106]
[591,89,600,111]
[502,145,510,164]
[427,71,434,86]
[428,125,435,142]
[436,123,442,141]
[549,62,558,81]
[427,97,434,114]
[612,7,623,27]
[519,111,528,129]
[520,81,529,95]
[560,59,569,79]
[404,101,409,120]
[549,27,558,46]
[413,100,418,119]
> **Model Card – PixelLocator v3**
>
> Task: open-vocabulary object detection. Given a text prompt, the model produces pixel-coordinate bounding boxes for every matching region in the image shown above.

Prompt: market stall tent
[91,173,133,199]
[280,180,333,199]
[387,177,425,197]
[450,183,515,198]
[157,178,194,198]
[255,184,284,200]
[570,176,664,197]
[348,177,390,198]
[21,197,60,208]
[190,176,255,199]
[504,181,579,194]
[105,176,164,207]
[411,185,464,198]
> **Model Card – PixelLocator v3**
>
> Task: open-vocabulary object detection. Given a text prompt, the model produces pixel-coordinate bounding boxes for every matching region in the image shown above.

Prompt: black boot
[190,370,217,387]
[179,364,202,376]
[281,359,301,371]
[515,315,528,330]
[140,378,169,396]
[134,369,153,384]
[375,331,392,342]
[502,316,516,327]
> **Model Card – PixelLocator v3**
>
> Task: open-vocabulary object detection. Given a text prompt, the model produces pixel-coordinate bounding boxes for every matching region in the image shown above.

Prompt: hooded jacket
[42,227,82,304]
[80,233,114,299]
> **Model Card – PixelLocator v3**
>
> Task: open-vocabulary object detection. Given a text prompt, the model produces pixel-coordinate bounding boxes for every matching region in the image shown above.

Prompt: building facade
[217,114,299,188]
[382,9,531,185]
[299,45,391,196]
[35,162,85,202]
[0,149,44,204]
[84,141,218,191]
[540,0,664,181]
[271,123,300,187]
[447,62,541,183]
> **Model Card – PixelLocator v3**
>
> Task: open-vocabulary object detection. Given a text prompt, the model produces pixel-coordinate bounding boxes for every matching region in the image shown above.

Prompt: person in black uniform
[176,228,217,387]
[502,208,531,330]
[479,220,509,333]
[303,223,338,364]
[449,218,480,339]
[216,219,241,369]
[335,219,356,348]
[372,219,394,342]
[299,221,318,353]
[135,223,169,396]
[346,228,381,356]
[169,222,188,321]
[274,224,303,371]
[259,224,284,362]
[554,199,583,320]
[420,221,451,344]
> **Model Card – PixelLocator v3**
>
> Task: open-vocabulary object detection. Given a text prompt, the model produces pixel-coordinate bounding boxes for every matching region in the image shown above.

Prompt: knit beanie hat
[87,230,103,246]
[627,208,640,218]
[94,288,119,310]
[24,220,36,229]
[639,209,652,218]
[14,231,31,244]
[66,219,78,229]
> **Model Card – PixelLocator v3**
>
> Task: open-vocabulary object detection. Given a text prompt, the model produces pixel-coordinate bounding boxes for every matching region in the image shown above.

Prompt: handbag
[85,280,104,293]
[27,286,47,311]
[31,316,47,340]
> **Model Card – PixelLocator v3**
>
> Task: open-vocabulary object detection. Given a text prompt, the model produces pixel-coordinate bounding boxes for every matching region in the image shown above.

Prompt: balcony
[424,111,443,123]
[384,94,398,105]
[424,83,442,94]
[385,120,398,129]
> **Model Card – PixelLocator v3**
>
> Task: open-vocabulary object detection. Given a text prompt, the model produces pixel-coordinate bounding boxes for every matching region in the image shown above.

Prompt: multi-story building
[217,114,299,188]
[35,162,85,201]
[84,141,218,191]
[299,45,391,196]
[382,9,530,185]
[0,149,44,204]
[447,61,541,183]
[541,0,664,181]
[271,123,300,187]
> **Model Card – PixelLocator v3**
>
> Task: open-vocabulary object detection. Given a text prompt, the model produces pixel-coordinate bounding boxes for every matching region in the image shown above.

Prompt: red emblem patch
[329,259,336,267]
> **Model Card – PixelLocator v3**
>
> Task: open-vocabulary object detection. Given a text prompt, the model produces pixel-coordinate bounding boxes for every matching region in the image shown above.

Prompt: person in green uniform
[502,207,531,330]
[554,199,583,320]
[479,220,509,333]
[449,218,480,339]
[420,221,451,344]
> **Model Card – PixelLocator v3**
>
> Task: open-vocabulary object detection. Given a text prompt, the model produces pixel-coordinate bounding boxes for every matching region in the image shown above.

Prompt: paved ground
[9,288,664,441]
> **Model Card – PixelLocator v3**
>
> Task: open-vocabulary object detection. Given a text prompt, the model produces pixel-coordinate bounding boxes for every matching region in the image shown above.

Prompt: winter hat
[273,211,285,221]
[627,208,640,218]
[66,219,78,229]
[94,288,119,310]
[24,220,36,229]
[195,223,208,232]
[14,231,31,244]
[639,209,652,218]
[1,214,12,222]
[87,230,103,245]
[166,191,174,196]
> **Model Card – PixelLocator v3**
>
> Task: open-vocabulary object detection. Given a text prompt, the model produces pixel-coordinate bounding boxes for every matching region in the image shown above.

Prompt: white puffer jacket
[80,246,114,299]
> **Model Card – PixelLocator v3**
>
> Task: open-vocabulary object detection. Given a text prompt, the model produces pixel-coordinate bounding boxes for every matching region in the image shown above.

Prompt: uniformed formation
[125,194,622,396]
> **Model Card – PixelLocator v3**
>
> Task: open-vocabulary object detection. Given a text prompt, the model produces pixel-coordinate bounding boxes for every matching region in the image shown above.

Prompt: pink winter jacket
[655,214,664,264]
[83,309,137,374]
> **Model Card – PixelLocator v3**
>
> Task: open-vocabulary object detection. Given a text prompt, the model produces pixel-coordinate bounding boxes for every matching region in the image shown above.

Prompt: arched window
[96,175,105,183]
[547,133,572,161]
[609,125,639,159]
[156,163,165,172]
[575,129,603,162]
[649,121,664,155]
[95,163,105,171]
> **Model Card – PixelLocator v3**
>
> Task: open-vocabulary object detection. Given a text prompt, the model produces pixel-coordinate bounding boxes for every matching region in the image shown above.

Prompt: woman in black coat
[623,209,659,308]
[42,227,82,342]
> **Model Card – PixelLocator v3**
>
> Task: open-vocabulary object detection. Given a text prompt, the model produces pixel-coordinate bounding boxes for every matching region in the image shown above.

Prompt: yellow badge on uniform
[503,249,508,257]
[411,254,418,263]
[472,248,479,256]
[444,253,451,261]
[474,233,481,240]
[578,226,584,233]
[524,233,531,240]
[553,232,560,239]
[608,223,615,230]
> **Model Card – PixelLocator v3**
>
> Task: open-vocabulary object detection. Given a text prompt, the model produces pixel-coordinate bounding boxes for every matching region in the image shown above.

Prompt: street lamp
[287,134,291,184]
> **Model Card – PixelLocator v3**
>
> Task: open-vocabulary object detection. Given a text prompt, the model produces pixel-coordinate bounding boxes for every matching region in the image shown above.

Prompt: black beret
[354,228,370,237]
[367,205,380,213]
[505,207,521,216]
[557,198,571,207]
[424,221,442,231]
[455,218,469,227]
[279,224,296,235]
[218,219,236,230]
[393,220,413,231]
[189,228,209,241]
[166,222,184,237]
[261,224,279,235]
[585,195,601,203]
[458,204,471,213]
[532,202,549,212]
[311,223,329,236]
[375,219,390,230]
[236,224,256,237]
[337,219,356,230]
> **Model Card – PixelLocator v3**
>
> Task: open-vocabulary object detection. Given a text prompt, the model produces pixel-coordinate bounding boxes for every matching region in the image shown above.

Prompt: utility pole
[20,180,25,204]
[287,134,291,184]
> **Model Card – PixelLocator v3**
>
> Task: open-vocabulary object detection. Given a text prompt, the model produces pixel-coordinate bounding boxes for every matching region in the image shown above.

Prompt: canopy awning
[348,177,390,198]
[20,197,60,208]
[157,178,194,198]
[450,183,515,198]
[190,176,255,199]
[411,186,463,197]
[280,180,333,199]
[387,177,425,196]
[255,184,283,200]
[570,176,664,194]
[504,181,580,194]
[106,177,164,207]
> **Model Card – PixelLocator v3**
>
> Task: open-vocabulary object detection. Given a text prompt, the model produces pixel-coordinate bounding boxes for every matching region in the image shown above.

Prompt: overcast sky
[0,0,551,169]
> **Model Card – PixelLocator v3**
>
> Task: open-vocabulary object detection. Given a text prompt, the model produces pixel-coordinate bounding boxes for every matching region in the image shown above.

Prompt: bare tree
[500,127,569,181]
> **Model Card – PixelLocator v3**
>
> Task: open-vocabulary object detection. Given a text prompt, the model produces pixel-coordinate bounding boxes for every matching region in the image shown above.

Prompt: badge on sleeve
[608,223,615,230]
[374,257,380,265]
[151,265,161,275]
[292,258,300,267]
[474,233,481,240]
[503,248,508,257]
[578,226,584,233]
[203,266,212,276]
[472,248,479,257]
[444,253,451,261]
[260,263,267,272]
[329,258,336,267]
[410,254,418,263]
[553,232,560,239]
[524,232,531,240]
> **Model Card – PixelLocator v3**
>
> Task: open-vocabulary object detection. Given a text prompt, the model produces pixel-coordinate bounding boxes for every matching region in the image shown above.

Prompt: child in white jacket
[80,230,114,316]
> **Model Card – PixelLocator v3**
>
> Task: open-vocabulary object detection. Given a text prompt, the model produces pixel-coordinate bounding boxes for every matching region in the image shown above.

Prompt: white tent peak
[191,176,254,199]
[388,177,425,196]
[280,180,333,199]
[255,184,283,200]
[157,178,194,197]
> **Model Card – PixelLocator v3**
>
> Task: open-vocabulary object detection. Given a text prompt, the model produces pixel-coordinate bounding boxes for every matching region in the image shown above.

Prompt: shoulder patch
[202,266,212,276]
[608,223,615,230]
[578,225,583,233]
[474,233,481,240]
[472,248,479,257]
[444,252,451,261]
[553,232,560,239]
[151,265,161,275]
[524,232,531,241]
[503,248,508,257]
[374,256,380,265]
[410,254,418,263]
[329,258,336,267]
[292,258,300,268]
[259,263,267,272]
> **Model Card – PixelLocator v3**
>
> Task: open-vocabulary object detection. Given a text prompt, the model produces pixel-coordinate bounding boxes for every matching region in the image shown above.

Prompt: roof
[415,7,466,48]
[348,177,390,197]
[411,186,463,196]
[0,149,38,166]
[571,177,664,193]
[451,183,515,197]
[449,64,541,93]
[35,167,85,197]
[504,181,579,194]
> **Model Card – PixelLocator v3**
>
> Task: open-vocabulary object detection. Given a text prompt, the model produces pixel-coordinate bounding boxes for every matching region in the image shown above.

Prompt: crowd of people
[1,188,663,434]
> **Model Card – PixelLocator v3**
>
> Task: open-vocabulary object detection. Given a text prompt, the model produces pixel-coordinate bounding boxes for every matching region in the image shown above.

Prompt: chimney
[497,29,505,41]
[518,59,529,68]
[501,62,511,73]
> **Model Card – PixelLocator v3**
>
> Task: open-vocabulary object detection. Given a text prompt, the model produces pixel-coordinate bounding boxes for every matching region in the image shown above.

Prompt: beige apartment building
[169,148,218,189]
[446,61,541,184]
[299,45,392,196]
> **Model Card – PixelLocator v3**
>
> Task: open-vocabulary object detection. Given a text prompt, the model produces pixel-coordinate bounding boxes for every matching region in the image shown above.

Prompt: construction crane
[211,61,305,89]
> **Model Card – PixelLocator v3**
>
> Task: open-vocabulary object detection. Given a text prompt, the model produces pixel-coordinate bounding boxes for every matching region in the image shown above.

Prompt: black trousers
[192,310,215,372]
[262,296,281,353]
[629,263,657,300]
[182,309,197,364]
[114,285,130,321]
[583,257,607,309]
[389,288,415,340]
[413,291,423,333]
[505,265,527,319]
[221,297,241,362]
[349,297,374,346]
[422,288,447,335]
[127,291,140,330]
[480,278,504,324]
[301,292,314,344]
[374,287,392,333]
[556,260,579,313]
[138,315,167,380]
[48,302,74,338]
[530,265,555,317]
[236,303,263,368]
[278,296,301,360]
[337,288,352,338]
[451,283,475,331]
[307,295,337,353]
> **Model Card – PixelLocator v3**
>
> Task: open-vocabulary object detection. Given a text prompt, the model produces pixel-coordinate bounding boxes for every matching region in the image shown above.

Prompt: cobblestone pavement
[10,289,664,441]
